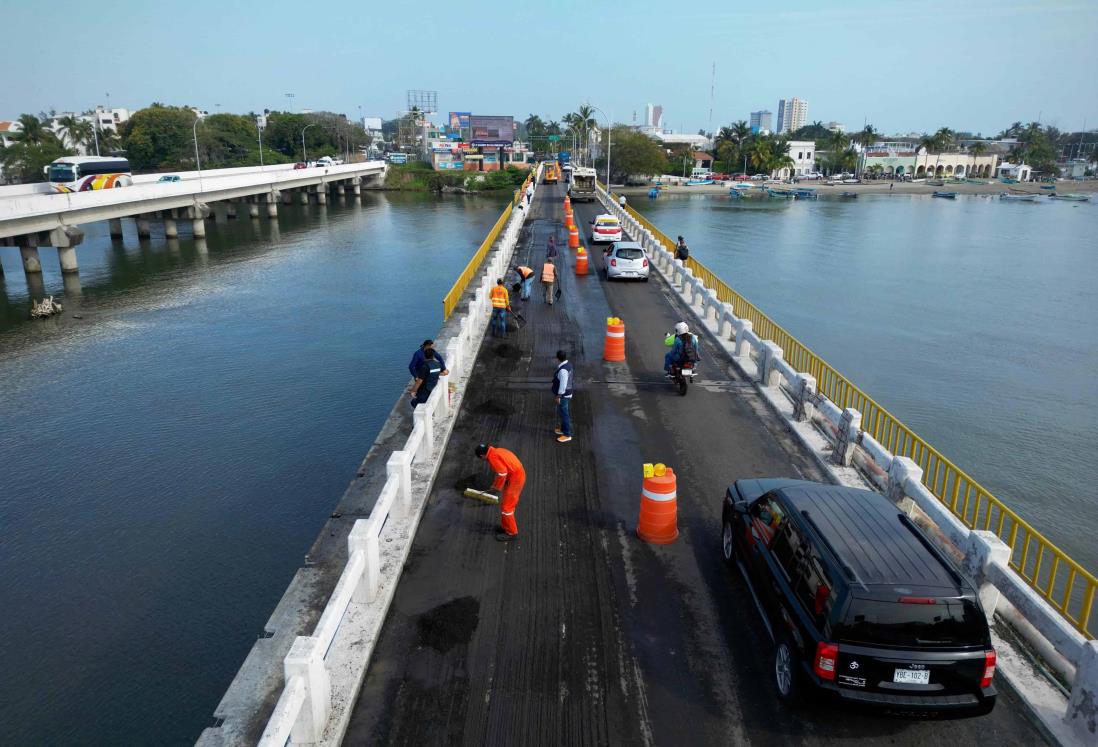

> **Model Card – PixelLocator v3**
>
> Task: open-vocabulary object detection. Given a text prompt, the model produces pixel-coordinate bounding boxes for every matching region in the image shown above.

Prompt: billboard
[449,111,471,130]
[470,115,514,146]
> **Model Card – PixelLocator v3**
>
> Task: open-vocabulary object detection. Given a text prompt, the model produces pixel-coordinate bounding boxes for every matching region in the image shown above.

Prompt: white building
[776,98,807,134]
[827,121,845,133]
[774,139,816,178]
[651,131,711,149]
[750,110,772,133]
[997,162,1032,181]
[0,119,22,148]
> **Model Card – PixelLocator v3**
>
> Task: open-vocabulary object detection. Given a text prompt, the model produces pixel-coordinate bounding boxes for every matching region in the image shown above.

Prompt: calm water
[0,192,509,745]
[640,192,1098,578]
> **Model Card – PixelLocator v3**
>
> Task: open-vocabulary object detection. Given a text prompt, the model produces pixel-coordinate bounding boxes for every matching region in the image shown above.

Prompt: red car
[293,162,308,170]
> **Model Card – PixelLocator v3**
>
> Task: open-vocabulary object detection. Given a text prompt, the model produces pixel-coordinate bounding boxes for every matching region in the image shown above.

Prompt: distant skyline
[3,0,1096,136]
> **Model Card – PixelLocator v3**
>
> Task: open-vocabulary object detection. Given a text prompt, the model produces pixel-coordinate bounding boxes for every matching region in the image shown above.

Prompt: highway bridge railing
[247,167,539,747]
[599,185,1097,743]
[442,170,535,320]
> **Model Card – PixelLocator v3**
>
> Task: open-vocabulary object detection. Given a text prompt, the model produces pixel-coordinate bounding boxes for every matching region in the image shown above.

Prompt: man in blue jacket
[409,340,446,380]
[664,321,700,374]
[552,350,573,443]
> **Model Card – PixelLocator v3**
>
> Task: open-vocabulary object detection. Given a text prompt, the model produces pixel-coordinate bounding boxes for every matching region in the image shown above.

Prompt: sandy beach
[617,179,1098,197]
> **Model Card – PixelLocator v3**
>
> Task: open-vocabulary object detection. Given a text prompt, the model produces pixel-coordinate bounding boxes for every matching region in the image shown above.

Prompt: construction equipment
[463,488,500,505]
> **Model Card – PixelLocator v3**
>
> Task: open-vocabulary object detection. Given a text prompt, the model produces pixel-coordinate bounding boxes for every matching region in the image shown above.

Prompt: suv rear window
[616,248,643,260]
[836,597,986,648]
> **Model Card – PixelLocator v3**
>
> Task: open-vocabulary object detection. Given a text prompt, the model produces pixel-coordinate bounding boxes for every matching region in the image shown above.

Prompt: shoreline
[616,179,1098,197]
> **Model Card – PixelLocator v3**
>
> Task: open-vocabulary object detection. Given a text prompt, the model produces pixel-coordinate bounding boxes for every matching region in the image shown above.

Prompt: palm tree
[565,103,598,163]
[55,115,92,150]
[96,126,121,155]
[916,133,936,178]
[853,125,879,176]
[524,114,545,139]
[12,114,54,145]
[967,141,988,178]
[932,127,955,177]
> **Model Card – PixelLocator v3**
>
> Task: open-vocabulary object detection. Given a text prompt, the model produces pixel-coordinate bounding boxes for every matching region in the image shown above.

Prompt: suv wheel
[773,639,800,704]
[721,521,736,567]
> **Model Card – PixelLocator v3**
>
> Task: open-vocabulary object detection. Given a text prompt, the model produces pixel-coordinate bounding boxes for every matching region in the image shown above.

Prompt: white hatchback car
[590,214,623,243]
[605,241,649,281]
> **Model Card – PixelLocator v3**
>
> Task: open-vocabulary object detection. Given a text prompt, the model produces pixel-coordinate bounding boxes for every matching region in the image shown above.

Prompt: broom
[463,488,500,505]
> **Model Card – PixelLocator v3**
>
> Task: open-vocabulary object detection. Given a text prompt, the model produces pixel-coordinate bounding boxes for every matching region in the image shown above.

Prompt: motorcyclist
[664,321,700,375]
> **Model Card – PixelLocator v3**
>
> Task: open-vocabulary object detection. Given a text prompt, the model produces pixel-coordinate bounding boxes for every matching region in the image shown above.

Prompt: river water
[638,191,1098,591]
[0,192,509,745]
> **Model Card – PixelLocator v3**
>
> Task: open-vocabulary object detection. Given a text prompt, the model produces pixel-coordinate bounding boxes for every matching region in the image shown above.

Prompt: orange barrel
[568,223,580,249]
[575,246,588,275]
[638,464,679,544]
[603,317,625,361]
[563,195,571,212]
[565,207,573,225]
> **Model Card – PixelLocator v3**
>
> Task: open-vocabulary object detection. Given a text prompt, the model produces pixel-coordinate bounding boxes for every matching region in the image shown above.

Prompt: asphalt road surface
[343,181,1049,745]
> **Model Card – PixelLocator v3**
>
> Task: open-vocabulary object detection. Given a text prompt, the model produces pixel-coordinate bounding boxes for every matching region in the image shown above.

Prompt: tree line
[0,105,372,183]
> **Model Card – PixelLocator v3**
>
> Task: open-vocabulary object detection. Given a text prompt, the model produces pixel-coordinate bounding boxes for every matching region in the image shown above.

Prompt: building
[749,110,772,133]
[997,162,1032,181]
[0,119,22,148]
[691,152,714,171]
[773,140,815,178]
[643,103,663,129]
[650,131,711,149]
[859,141,999,178]
[776,98,807,134]
[827,121,845,133]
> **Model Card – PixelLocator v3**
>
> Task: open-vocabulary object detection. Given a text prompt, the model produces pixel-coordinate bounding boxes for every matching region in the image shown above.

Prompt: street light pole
[193,116,202,172]
[302,123,316,163]
[257,118,265,168]
[590,106,611,187]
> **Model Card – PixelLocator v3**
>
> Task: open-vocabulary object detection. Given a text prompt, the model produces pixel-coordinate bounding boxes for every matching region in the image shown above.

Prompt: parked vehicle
[590,214,622,243]
[721,479,997,717]
[605,241,649,281]
[157,175,181,183]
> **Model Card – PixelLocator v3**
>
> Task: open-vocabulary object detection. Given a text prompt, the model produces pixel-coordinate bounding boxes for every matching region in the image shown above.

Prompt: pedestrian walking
[552,350,573,443]
[547,234,558,259]
[675,235,690,262]
[525,182,534,204]
[514,265,535,300]
[408,339,446,379]
[541,258,556,305]
[490,278,510,337]
[476,443,525,541]
[408,348,447,408]
[618,194,627,208]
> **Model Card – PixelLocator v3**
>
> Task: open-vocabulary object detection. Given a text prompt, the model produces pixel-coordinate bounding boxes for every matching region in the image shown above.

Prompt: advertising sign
[470,115,514,146]
[449,112,471,130]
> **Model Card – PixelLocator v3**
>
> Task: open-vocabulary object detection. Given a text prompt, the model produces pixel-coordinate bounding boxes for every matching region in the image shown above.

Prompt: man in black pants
[409,348,447,408]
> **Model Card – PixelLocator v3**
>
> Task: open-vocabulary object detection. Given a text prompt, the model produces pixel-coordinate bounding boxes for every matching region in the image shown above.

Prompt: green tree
[12,114,54,146]
[916,133,937,177]
[0,139,71,183]
[597,126,668,182]
[55,115,93,150]
[792,120,832,143]
[967,140,988,178]
[119,105,198,170]
[931,127,955,176]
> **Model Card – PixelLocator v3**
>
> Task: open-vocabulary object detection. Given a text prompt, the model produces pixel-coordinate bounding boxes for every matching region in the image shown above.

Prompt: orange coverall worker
[486,446,525,536]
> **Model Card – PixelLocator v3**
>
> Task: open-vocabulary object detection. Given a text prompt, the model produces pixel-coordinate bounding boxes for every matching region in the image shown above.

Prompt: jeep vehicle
[721,479,997,717]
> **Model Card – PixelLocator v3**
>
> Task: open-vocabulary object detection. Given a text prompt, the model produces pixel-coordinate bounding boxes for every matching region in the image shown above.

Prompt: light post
[301,123,316,163]
[590,106,611,187]
[91,107,101,156]
[257,116,265,168]
[285,93,295,112]
[193,116,202,172]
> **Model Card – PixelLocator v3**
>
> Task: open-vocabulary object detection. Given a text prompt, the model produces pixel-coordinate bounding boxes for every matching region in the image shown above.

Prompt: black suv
[721,478,997,717]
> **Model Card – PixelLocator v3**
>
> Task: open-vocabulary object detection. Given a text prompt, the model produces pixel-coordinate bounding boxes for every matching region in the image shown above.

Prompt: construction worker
[541,258,556,305]
[476,443,525,541]
[514,265,535,300]
[489,278,510,337]
[552,349,573,443]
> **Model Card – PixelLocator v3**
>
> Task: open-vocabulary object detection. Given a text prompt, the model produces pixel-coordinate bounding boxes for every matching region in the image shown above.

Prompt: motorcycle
[669,360,697,396]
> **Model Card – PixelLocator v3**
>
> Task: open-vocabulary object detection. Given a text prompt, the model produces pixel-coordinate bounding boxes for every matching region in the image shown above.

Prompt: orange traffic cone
[638,463,678,544]
[568,223,579,249]
[603,317,625,361]
[563,195,571,212]
[575,246,588,275]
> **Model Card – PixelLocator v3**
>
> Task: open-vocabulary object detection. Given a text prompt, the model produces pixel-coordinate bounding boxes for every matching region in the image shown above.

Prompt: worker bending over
[476,443,525,542]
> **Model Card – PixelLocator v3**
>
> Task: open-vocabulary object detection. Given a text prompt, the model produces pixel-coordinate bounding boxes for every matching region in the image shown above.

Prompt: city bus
[543,161,560,184]
[44,156,133,193]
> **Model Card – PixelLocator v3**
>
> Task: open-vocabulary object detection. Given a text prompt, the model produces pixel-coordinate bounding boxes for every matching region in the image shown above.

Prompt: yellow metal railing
[442,173,535,320]
[616,191,1097,639]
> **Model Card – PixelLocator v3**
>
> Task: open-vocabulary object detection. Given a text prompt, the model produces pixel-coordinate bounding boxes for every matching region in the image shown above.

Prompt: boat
[767,188,795,198]
[932,191,957,199]
[648,187,660,199]
[1000,177,1018,185]
[999,193,1038,202]
[686,179,714,186]
[1049,193,1090,202]
[839,192,858,199]
[927,179,946,186]
[791,187,817,199]
[1040,185,1056,190]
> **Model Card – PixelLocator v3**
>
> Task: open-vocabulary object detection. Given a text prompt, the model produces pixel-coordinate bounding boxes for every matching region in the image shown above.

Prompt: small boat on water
[791,187,817,199]
[999,193,1037,202]
[1040,185,1056,190]
[686,179,714,186]
[1000,177,1018,185]
[648,187,660,198]
[839,192,858,199]
[1049,193,1090,202]
[927,179,946,186]
[932,191,957,199]
[767,188,795,198]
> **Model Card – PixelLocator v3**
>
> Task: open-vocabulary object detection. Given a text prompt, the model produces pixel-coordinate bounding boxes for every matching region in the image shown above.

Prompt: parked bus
[543,161,560,184]
[569,167,597,202]
[44,156,133,193]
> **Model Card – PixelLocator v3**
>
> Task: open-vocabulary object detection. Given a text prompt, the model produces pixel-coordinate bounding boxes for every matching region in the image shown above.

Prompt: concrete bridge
[198,174,1097,746]
[0,161,385,281]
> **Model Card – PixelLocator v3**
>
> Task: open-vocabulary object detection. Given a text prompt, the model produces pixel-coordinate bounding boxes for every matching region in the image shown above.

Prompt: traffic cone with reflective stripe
[575,246,588,275]
[638,463,678,544]
[603,317,625,361]
[568,222,579,249]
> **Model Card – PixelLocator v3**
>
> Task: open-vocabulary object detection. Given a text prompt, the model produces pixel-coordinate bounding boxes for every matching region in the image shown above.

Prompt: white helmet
[674,322,690,335]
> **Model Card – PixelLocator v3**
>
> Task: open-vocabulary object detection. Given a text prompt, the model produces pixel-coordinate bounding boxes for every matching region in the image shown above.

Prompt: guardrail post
[960,530,1012,617]
[1067,640,1098,742]
[833,408,862,467]
[886,455,922,503]
[388,451,413,514]
[445,337,462,382]
[433,374,450,418]
[284,636,330,745]
[703,289,719,324]
[732,319,753,357]
[348,520,380,602]
[413,407,433,463]
[758,342,784,388]
[793,375,817,422]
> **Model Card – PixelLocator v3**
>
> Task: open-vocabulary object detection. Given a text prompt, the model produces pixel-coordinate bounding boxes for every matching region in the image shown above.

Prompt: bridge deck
[344,183,1047,745]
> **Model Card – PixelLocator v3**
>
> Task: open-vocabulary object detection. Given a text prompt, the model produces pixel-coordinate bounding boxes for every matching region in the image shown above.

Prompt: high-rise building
[749,110,772,133]
[645,103,654,127]
[776,98,808,134]
[652,104,663,129]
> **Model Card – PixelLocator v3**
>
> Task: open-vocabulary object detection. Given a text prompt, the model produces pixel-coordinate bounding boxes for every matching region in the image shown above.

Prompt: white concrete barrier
[249,175,537,747]
[595,186,1096,746]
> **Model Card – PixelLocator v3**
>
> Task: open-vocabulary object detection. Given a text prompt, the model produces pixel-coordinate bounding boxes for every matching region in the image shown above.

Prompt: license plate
[893,668,930,684]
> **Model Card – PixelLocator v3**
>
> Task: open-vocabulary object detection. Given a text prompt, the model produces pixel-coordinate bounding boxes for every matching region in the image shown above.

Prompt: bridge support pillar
[20,246,42,274]
[248,201,260,218]
[57,247,78,273]
[164,217,178,239]
[136,216,152,239]
[192,218,206,238]
[226,201,237,219]
[282,190,293,205]
[316,186,327,205]
[336,183,345,196]
[183,203,210,237]
[351,177,362,196]
[266,194,279,218]
[832,408,862,467]
[299,190,309,205]
[109,218,124,239]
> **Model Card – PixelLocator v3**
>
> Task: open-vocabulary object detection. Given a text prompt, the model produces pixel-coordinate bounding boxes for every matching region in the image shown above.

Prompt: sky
[3,0,1097,136]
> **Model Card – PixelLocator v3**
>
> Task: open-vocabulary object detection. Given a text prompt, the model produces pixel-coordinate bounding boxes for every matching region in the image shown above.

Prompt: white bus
[44,156,133,193]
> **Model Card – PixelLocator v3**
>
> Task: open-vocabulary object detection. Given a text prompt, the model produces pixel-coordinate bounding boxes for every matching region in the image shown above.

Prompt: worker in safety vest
[541,258,556,305]
[476,443,526,541]
[514,265,535,300]
[489,278,510,338]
